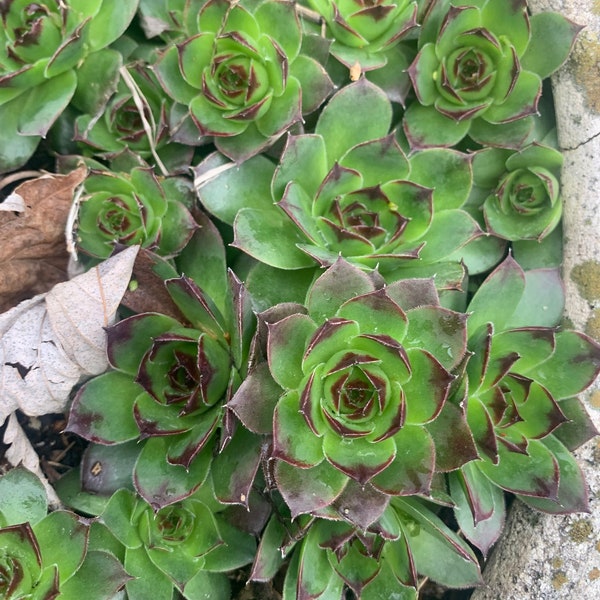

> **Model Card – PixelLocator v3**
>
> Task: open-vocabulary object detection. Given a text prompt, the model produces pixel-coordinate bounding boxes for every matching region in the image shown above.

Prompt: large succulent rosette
[99,488,255,600]
[154,0,333,161]
[470,143,563,241]
[404,0,581,148]
[77,167,197,259]
[197,80,479,282]
[230,259,477,517]
[0,0,139,172]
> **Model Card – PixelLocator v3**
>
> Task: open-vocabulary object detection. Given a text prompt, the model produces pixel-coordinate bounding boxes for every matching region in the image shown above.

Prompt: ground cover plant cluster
[1,0,600,598]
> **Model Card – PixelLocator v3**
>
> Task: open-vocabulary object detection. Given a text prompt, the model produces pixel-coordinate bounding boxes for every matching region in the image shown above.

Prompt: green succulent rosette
[98,488,255,600]
[304,0,417,91]
[154,0,333,161]
[404,0,581,149]
[229,259,478,517]
[444,256,600,555]
[197,79,480,285]
[0,468,130,600]
[0,0,139,172]
[74,64,194,173]
[470,143,563,241]
[68,220,255,506]
[77,167,197,259]
[267,495,482,599]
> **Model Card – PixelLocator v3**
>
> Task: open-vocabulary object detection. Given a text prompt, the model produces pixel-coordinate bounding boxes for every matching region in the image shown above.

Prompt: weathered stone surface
[471,1,600,598]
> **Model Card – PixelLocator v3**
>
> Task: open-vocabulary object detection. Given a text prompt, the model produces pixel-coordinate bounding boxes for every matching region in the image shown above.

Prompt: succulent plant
[138,0,209,40]
[68,218,255,507]
[273,495,482,599]
[304,0,418,90]
[73,63,194,173]
[0,468,130,600]
[229,258,477,518]
[404,0,581,149]
[447,256,600,554]
[153,0,333,161]
[0,0,139,172]
[76,167,197,259]
[197,79,480,281]
[470,142,564,241]
[98,487,255,600]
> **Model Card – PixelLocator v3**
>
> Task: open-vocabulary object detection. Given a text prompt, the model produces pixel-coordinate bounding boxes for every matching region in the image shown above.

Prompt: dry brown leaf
[0,167,87,312]
[0,245,139,423]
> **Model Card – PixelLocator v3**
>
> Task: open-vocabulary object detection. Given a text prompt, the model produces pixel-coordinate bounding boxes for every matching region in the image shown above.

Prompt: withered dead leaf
[0,167,87,313]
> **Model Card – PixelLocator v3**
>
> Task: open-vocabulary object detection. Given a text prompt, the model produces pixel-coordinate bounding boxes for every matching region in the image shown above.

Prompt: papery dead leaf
[3,413,61,509]
[0,246,139,423]
[0,167,87,312]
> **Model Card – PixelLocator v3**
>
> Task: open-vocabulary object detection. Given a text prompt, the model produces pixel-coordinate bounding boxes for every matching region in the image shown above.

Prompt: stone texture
[471,1,600,598]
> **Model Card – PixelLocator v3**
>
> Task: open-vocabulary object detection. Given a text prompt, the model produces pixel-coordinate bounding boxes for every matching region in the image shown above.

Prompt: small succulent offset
[0,0,139,172]
[76,167,197,259]
[0,468,130,600]
[154,0,333,161]
[98,488,255,600]
[404,0,581,149]
[230,258,477,518]
[470,143,564,241]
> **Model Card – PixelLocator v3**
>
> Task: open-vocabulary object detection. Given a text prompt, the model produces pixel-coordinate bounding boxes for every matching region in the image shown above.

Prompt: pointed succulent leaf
[339,134,410,187]
[334,541,381,597]
[86,0,139,50]
[273,135,328,199]
[233,206,316,269]
[480,0,530,55]
[511,381,567,440]
[449,467,506,557]
[67,371,140,444]
[528,330,600,399]
[370,425,435,496]
[268,314,318,389]
[332,480,390,530]
[491,328,555,374]
[469,115,535,149]
[553,397,599,451]
[273,390,325,468]
[249,515,288,582]
[134,437,212,509]
[124,545,173,600]
[0,468,47,526]
[408,149,473,210]
[194,153,276,225]
[307,258,376,322]
[100,489,142,549]
[395,497,483,588]
[477,437,560,499]
[315,79,393,166]
[521,12,582,79]
[289,54,334,114]
[166,412,223,468]
[517,435,589,514]
[466,255,526,338]
[275,459,348,518]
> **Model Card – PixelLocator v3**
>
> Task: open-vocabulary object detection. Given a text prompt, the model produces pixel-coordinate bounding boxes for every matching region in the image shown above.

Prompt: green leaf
[124,547,174,600]
[394,497,482,588]
[17,71,77,137]
[0,468,47,526]
[194,152,276,225]
[60,550,132,600]
[478,438,559,498]
[154,44,198,105]
[249,515,288,581]
[491,328,555,373]
[297,524,340,599]
[0,98,41,173]
[469,115,534,149]
[480,0,530,56]
[362,557,417,600]
[67,371,140,444]
[274,459,348,518]
[316,79,392,165]
[255,76,302,138]
[34,511,87,582]
[86,0,140,50]
[233,206,315,269]
[134,438,212,509]
[521,12,582,79]
[409,149,472,210]
[466,255,526,338]
[403,102,471,149]
[203,515,256,572]
[100,489,142,549]
[289,54,334,114]
[71,49,122,114]
[254,0,301,58]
